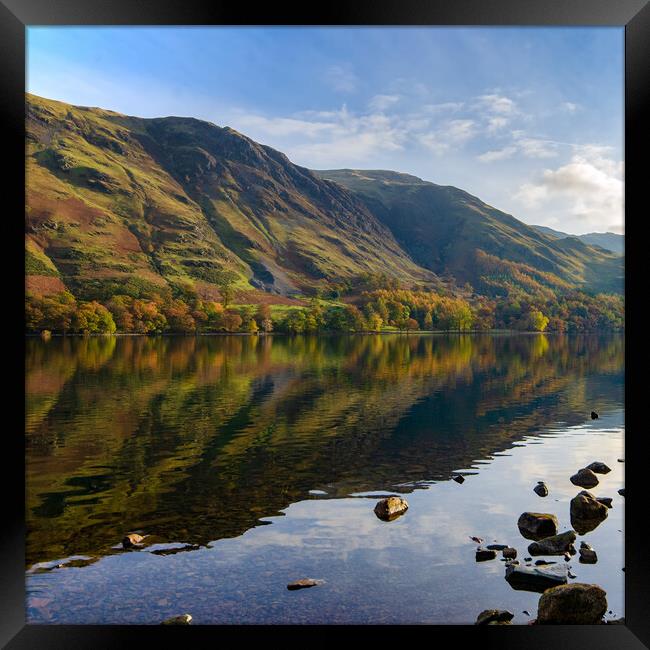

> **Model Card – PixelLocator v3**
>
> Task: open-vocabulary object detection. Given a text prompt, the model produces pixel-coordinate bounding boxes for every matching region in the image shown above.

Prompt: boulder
[502,547,517,560]
[504,563,568,593]
[586,462,611,474]
[517,512,559,540]
[161,614,192,625]
[527,530,576,556]
[476,548,498,562]
[475,609,514,625]
[536,583,607,624]
[596,497,613,509]
[579,542,598,564]
[534,482,549,497]
[374,496,408,521]
[122,533,144,549]
[570,468,599,489]
[570,491,609,534]
[287,578,322,590]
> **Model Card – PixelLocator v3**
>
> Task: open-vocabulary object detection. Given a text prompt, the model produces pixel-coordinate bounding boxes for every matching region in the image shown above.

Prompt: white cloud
[324,65,358,93]
[368,94,400,112]
[422,102,465,114]
[477,93,517,115]
[514,148,624,232]
[560,101,580,113]
[421,119,476,155]
[516,137,558,159]
[477,146,517,162]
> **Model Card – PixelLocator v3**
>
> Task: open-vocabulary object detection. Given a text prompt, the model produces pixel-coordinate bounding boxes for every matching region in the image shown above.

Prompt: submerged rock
[504,563,568,593]
[534,482,549,497]
[528,530,577,556]
[161,614,192,625]
[486,544,508,551]
[287,578,322,591]
[517,512,559,540]
[374,496,408,521]
[122,533,144,549]
[476,548,498,562]
[570,491,609,534]
[586,461,611,474]
[570,468,600,489]
[469,536,484,544]
[475,609,514,625]
[536,583,607,624]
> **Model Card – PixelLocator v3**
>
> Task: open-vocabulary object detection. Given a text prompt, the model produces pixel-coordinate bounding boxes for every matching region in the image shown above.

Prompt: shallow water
[25,333,624,624]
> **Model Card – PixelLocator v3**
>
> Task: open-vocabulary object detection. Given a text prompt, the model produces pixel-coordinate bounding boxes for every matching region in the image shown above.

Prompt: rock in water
[596,497,613,509]
[579,542,598,564]
[618,488,625,497]
[517,512,559,540]
[536,583,607,624]
[570,491,609,534]
[453,475,465,484]
[527,530,577,556]
[591,411,599,419]
[586,461,611,474]
[486,544,508,551]
[570,468,600,488]
[161,614,192,625]
[533,482,549,497]
[504,563,568,593]
[122,533,144,549]
[476,548,498,562]
[287,579,321,590]
[374,496,408,521]
[475,609,514,625]
[502,547,517,560]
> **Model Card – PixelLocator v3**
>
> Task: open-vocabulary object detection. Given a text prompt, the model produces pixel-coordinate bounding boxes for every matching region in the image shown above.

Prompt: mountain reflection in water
[26,333,624,569]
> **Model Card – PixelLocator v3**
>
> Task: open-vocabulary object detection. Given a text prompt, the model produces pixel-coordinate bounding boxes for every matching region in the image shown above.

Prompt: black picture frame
[1,1,647,647]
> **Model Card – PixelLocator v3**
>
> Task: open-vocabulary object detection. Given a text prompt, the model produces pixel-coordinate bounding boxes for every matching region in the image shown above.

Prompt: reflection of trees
[25,334,623,566]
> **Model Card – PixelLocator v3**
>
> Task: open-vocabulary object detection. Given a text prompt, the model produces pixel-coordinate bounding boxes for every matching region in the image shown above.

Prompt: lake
[25,333,624,624]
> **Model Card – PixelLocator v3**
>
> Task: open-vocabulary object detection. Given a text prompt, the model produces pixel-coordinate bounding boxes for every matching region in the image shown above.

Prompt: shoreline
[25,329,623,339]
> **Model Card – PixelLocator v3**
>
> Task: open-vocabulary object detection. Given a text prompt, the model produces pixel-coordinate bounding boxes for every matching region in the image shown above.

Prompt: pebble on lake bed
[476,548,498,562]
[287,578,322,590]
[161,614,192,625]
[570,468,599,489]
[374,496,408,521]
[586,461,611,474]
[534,482,549,497]
[122,533,144,549]
[475,609,514,625]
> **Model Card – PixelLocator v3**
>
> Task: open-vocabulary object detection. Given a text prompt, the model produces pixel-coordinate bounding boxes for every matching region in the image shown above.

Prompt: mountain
[315,169,623,295]
[26,94,623,309]
[26,94,434,303]
[532,226,624,255]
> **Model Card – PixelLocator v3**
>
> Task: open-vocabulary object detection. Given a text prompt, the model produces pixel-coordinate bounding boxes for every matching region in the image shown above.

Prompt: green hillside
[316,169,623,296]
[26,94,433,304]
[25,95,623,335]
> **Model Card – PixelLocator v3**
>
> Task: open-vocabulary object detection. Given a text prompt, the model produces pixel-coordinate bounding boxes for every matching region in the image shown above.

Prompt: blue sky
[27,27,624,235]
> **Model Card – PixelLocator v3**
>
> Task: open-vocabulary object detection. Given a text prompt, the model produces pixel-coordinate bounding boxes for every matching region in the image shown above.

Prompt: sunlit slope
[316,169,623,295]
[26,94,434,300]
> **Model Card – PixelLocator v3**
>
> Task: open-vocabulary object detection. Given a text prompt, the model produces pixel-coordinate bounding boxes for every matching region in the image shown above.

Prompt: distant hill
[532,225,624,255]
[316,169,623,295]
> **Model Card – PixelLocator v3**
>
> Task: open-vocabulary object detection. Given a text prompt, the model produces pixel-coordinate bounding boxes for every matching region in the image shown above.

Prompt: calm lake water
[25,333,624,624]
